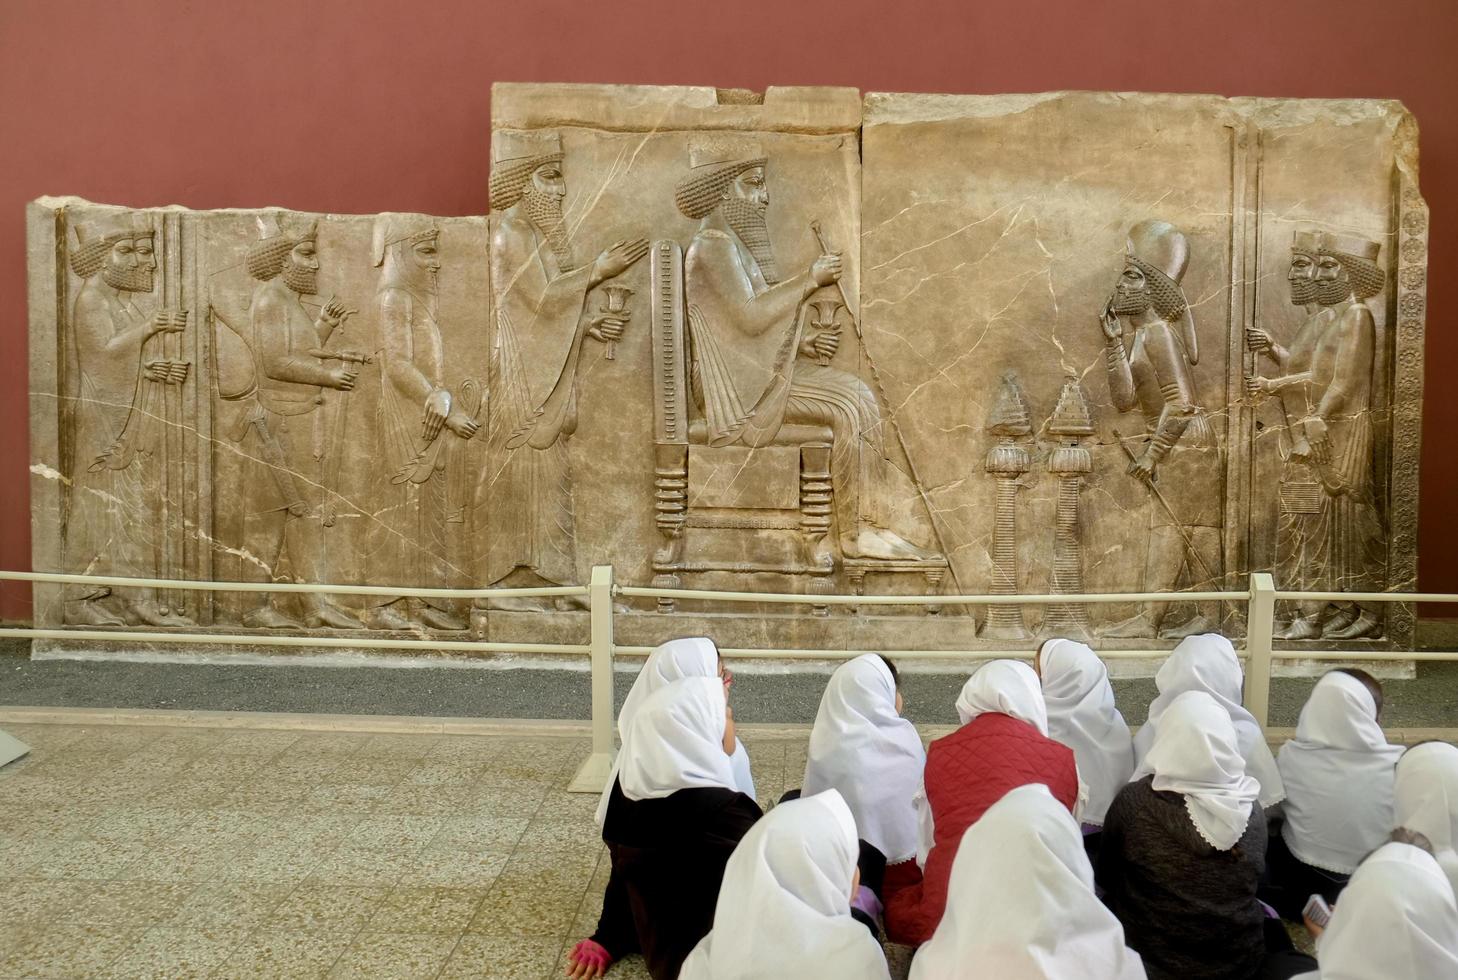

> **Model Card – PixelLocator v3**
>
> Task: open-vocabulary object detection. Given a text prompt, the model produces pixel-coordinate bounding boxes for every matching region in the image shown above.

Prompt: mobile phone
[1302,894,1332,928]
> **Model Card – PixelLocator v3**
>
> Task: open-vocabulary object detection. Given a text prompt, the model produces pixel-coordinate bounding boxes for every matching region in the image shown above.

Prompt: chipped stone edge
[492,81,862,134]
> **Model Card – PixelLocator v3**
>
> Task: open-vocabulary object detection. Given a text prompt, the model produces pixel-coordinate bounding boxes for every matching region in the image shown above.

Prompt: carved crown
[493,130,563,165]
[1126,219,1189,284]
[688,136,765,171]
[1319,232,1381,261]
[254,211,318,244]
[73,211,154,245]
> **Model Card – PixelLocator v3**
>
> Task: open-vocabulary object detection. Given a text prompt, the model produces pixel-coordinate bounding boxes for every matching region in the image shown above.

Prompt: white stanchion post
[1245,573,1276,728]
[568,565,617,793]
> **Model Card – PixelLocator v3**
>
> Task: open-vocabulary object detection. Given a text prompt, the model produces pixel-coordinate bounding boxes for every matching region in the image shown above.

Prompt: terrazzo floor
[0,722,850,980]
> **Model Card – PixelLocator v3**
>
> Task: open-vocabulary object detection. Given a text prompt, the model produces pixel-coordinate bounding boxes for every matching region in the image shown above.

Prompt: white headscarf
[617,677,736,801]
[910,784,1147,980]
[1291,842,1458,980]
[597,638,754,824]
[1133,633,1285,808]
[680,789,891,980]
[1277,671,1401,874]
[1040,639,1135,827]
[1395,742,1458,898]
[957,660,1049,735]
[1145,690,1260,851]
[802,655,926,863]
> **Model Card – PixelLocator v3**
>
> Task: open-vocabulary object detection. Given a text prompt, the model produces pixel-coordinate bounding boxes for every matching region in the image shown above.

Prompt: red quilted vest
[884,712,1079,946]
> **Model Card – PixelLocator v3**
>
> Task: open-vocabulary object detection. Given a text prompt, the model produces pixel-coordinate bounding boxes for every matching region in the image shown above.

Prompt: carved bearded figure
[245,214,365,629]
[484,131,647,609]
[367,216,479,630]
[1099,220,1223,638]
[676,138,932,562]
[1248,231,1387,639]
[65,211,193,626]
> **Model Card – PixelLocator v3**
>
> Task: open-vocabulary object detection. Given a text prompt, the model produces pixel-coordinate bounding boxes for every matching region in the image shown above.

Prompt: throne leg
[652,443,689,613]
[800,445,834,616]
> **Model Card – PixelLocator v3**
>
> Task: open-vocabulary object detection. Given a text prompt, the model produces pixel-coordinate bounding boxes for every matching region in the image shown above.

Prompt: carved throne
[648,239,836,614]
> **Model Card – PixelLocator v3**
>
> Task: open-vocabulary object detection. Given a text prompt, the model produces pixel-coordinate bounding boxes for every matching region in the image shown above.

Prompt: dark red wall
[2,0,1455,620]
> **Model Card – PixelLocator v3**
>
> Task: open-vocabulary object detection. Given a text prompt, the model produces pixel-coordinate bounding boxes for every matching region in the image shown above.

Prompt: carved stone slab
[25,85,1426,655]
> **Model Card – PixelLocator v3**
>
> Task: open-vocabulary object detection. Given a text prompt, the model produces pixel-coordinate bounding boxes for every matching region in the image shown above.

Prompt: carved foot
[1324,608,1382,641]
[123,600,196,628]
[305,602,365,630]
[1157,613,1215,640]
[483,596,554,612]
[1274,616,1322,641]
[1320,605,1359,634]
[1100,612,1156,639]
[417,605,468,631]
[554,595,591,612]
[243,606,302,630]
[69,599,125,627]
[366,604,425,631]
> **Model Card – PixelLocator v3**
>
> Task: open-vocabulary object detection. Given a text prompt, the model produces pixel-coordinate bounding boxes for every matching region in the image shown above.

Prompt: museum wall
[1,0,1454,622]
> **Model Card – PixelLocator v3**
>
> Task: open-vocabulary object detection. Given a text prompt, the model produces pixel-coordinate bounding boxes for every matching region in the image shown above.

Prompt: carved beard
[1316,273,1353,306]
[102,262,154,293]
[722,197,781,285]
[283,257,318,296]
[1110,286,1151,316]
[522,186,575,270]
[1288,278,1319,306]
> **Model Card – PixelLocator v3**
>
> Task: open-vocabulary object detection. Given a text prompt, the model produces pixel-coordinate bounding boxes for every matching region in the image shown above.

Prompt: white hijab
[617,677,737,801]
[957,660,1049,735]
[680,789,891,980]
[803,655,926,863]
[597,638,754,824]
[1292,842,1458,980]
[1277,671,1401,874]
[1133,633,1285,808]
[1040,639,1134,827]
[1145,690,1260,851]
[910,784,1147,980]
[1395,742,1458,898]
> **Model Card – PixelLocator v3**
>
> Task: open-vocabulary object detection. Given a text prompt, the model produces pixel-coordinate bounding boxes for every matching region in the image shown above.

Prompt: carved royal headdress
[69,211,155,277]
[675,136,767,220]
[372,214,439,268]
[489,130,564,211]
[247,211,319,283]
[1126,219,1198,365]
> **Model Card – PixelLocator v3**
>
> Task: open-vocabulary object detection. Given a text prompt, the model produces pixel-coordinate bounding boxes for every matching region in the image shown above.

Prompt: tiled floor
[0,722,821,979]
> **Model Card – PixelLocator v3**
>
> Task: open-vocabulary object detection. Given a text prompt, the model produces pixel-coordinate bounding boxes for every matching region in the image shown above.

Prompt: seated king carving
[675,138,933,562]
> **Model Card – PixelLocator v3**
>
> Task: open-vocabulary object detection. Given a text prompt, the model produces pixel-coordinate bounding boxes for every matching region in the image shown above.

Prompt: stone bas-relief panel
[862,91,1423,648]
[28,199,491,634]
[26,84,1425,653]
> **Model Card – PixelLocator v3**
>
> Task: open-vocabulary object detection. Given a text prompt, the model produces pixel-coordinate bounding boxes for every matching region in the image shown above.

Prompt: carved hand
[422,387,453,443]
[444,410,480,440]
[810,331,841,361]
[1245,326,1274,354]
[321,298,358,329]
[1245,375,1272,397]
[144,360,172,383]
[166,360,191,385]
[1099,300,1121,343]
[587,314,627,345]
[591,239,650,284]
[811,252,843,287]
[149,310,187,338]
[1127,452,1157,486]
[1304,416,1332,465]
[326,365,359,392]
